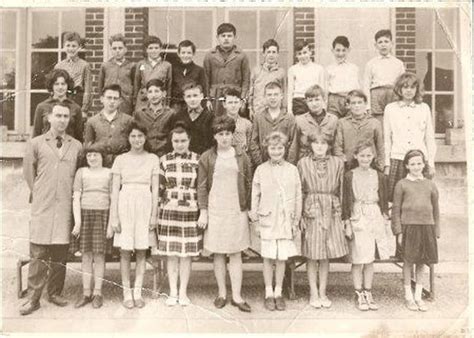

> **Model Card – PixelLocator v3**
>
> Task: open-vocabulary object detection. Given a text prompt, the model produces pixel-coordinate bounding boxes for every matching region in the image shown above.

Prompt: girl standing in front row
[72,146,113,309]
[297,131,348,309]
[108,122,160,309]
[391,149,440,312]
[250,132,302,312]
[342,141,390,311]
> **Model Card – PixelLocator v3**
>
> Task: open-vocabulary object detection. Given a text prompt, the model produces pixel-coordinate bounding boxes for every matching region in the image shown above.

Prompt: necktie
[56,136,63,148]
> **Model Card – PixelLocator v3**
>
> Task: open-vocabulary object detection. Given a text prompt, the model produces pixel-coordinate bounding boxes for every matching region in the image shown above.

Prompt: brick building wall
[85,8,105,114]
[293,8,315,64]
[395,7,416,73]
[124,7,149,62]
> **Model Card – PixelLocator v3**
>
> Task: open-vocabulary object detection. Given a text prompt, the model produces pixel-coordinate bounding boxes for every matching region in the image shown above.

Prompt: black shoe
[91,295,103,309]
[19,300,40,316]
[231,299,251,312]
[213,296,227,309]
[75,295,93,308]
[275,297,286,311]
[48,294,68,307]
[264,297,276,311]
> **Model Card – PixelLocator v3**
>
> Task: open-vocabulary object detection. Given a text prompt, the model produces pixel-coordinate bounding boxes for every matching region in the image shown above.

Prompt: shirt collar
[378,54,393,60]
[173,150,191,158]
[262,62,279,71]
[100,110,118,121]
[45,129,67,141]
[66,55,80,63]
[398,101,416,108]
[188,105,203,114]
[336,59,347,65]
[406,173,425,181]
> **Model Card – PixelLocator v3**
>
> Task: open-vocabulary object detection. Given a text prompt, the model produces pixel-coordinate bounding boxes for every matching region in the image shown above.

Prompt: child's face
[171,132,190,154]
[375,36,393,56]
[214,130,233,149]
[64,40,80,59]
[267,143,285,162]
[263,46,279,64]
[178,46,194,64]
[332,43,349,63]
[183,87,204,110]
[264,87,283,109]
[100,89,121,112]
[406,155,425,176]
[52,76,68,97]
[129,129,146,151]
[348,96,366,118]
[146,43,162,60]
[401,82,417,101]
[223,95,242,117]
[355,147,374,169]
[147,85,165,105]
[217,32,235,49]
[111,41,127,60]
[296,46,311,65]
[306,95,325,115]
[86,152,103,168]
[310,139,329,157]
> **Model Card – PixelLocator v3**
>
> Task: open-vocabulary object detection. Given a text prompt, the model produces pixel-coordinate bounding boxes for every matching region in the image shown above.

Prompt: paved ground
[1,160,471,335]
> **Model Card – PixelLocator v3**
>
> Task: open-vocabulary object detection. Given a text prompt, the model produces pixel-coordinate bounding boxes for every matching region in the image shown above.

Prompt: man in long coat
[21,102,82,315]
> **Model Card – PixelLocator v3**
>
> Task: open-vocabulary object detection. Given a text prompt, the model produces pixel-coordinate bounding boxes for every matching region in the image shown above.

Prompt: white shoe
[309,297,322,309]
[320,297,332,308]
[179,297,191,306]
[165,296,178,306]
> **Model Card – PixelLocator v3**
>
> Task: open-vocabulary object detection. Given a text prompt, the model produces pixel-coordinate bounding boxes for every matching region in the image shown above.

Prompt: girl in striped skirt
[297,130,348,309]
[157,123,202,306]
[71,146,112,309]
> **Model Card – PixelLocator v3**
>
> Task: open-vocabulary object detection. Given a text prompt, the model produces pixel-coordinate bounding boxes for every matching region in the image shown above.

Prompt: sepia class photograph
[0,1,471,335]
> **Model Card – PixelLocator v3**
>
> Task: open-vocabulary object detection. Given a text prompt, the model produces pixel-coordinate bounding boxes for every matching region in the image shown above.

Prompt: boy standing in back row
[203,23,251,116]
[363,29,405,123]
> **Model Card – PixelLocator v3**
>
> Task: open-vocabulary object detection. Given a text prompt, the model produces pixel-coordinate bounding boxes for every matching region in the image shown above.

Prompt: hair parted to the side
[374,29,392,41]
[332,36,350,49]
[168,120,191,145]
[178,40,196,54]
[264,81,282,94]
[393,72,424,104]
[403,149,428,177]
[46,69,75,93]
[63,31,82,45]
[350,139,378,170]
[346,89,368,104]
[222,87,242,100]
[101,84,122,97]
[50,101,71,114]
[144,35,162,49]
[182,81,203,95]
[294,40,310,53]
[262,38,279,52]
[212,115,236,135]
[217,23,236,36]
[108,34,127,46]
[146,79,166,91]
[263,131,288,149]
[305,84,325,99]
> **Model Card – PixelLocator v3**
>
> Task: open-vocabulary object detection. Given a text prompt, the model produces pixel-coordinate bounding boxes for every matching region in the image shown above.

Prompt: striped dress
[297,155,348,260]
[157,151,202,257]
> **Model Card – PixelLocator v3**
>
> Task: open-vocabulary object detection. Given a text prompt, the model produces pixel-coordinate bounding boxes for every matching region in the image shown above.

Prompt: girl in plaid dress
[157,123,201,306]
[297,130,348,309]
[71,146,112,309]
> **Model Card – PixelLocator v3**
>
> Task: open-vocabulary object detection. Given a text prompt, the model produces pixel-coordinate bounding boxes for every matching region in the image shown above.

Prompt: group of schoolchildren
[21,22,440,317]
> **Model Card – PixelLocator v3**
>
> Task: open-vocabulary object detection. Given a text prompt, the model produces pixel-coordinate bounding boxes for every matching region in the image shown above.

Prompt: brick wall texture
[395,7,416,73]
[293,8,315,64]
[125,7,149,62]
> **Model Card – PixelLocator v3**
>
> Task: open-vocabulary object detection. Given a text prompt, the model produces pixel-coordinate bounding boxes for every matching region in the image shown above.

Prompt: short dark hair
[46,69,74,93]
[169,120,191,144]
[264,81,282,93]
[63,31,81,44]
[144,35,162,49]
[217,23,236,36]
[295,40,310,53]
[332,36,350,49]
[146,79,166,91]
[262,39,279,52]
[212,115,236,135]
[375,29,392,41]
[50,102,71,114]
[126,121,151,152]
[102,84,122,97]
[346,90,367,104]
[262,131,288,148]
[223,87,241,100]
[403,149,428,177]
[80,145,106,168]
[304,84,325,99]
[109,34,127,46]
[178,40,196,54]
[182,81,203,95]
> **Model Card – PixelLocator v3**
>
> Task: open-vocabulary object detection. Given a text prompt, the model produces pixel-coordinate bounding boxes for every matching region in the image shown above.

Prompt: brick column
[124,8,149,62]
[85,8,105,114]
[395,8,416,73]
[293,8,315,64]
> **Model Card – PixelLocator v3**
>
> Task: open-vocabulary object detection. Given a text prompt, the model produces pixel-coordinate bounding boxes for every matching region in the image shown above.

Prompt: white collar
[406,173,425,181]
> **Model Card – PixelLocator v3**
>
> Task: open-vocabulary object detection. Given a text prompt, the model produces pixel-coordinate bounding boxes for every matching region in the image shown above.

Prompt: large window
[149,8,293,71]
[27,8,86,128]
[415,8,460,134]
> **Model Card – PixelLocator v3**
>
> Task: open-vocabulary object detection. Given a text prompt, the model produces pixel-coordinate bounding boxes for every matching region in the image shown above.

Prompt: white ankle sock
[404,285,414,301]
[274,286,282,298]
[265,286,274,298]
[133,287,142,300]
[123,287,132,300]
[414,284,423,301]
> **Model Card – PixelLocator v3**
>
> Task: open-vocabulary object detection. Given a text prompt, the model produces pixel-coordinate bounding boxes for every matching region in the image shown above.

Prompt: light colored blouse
[73,167,111,210]
[112,152,160,185]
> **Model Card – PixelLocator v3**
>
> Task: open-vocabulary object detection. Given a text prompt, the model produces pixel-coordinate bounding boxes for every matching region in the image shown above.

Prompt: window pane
[278,51,289,71]
[423,94,432,110]
[260,9,291,51]
[415,51,431,91]
[193,51,207,67]
[184,10,213,50]
[31,52,58,90]
[30,92,50,126]
[228,11,257,49]
[149,9,182,48]
[435,52,454,91]
[1,52,16,90]
[32,11,59,49]
[0,11,17,49]
[435,8,457,49]
[0,92,15,130]
[246,51,258,72]
[61,9,86,48]
[415,9,432,49]
[435,94,453,133]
